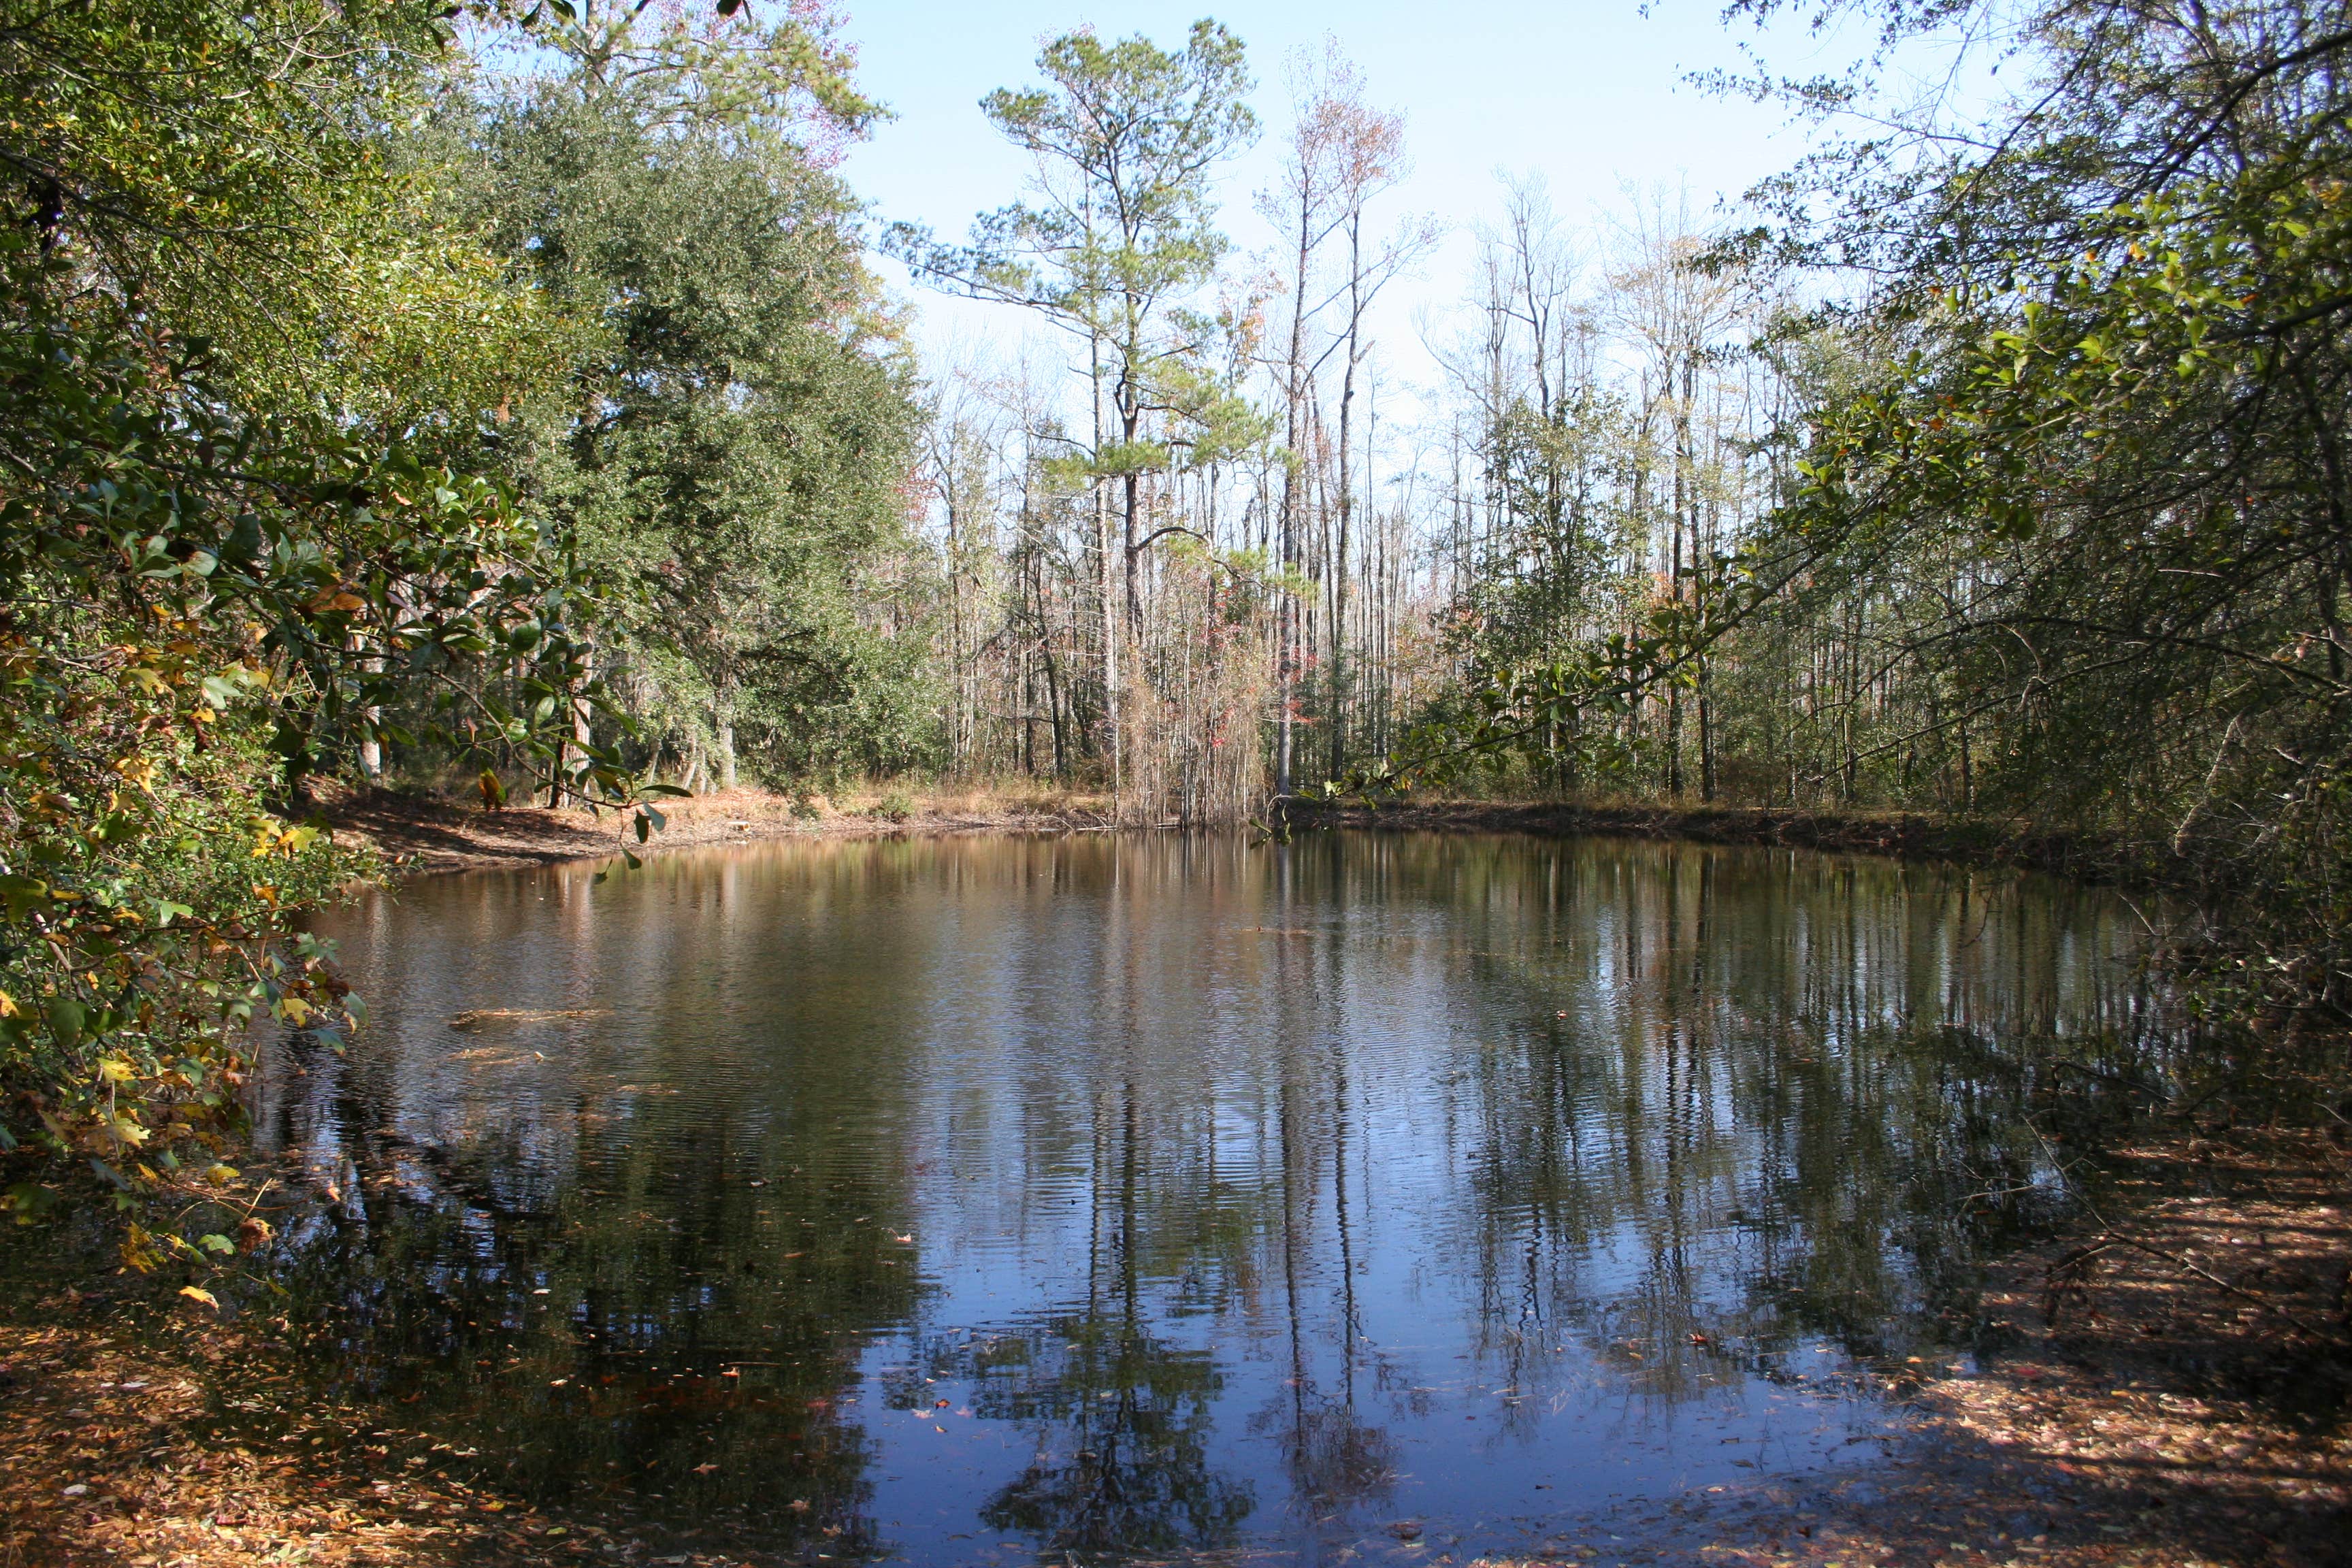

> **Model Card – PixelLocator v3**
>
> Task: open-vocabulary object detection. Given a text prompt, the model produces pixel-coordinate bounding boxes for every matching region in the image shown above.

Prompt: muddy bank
[333,786,2132,887]
[321,784,1111,876]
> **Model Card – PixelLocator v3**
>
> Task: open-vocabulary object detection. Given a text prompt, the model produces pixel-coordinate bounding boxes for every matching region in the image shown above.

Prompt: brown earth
[325,786,2140,887]
[0,1286,590,1568]
[319,783,1112,875]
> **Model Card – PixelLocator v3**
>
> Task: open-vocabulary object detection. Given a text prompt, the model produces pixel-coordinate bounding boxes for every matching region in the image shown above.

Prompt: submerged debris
[448,1009,609,1030]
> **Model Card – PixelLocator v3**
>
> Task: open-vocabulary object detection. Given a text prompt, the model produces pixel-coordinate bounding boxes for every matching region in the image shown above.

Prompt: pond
[257,832,2180,1565]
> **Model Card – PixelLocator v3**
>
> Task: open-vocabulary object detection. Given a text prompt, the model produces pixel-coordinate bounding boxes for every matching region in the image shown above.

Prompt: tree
[445,6,928,789]
[890,20,1257,790]
[0,0,651,1237]
[1712,0,2352,1011]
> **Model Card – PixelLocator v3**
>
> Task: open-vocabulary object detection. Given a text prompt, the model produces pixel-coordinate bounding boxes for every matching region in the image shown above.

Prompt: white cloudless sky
[830,1,1863,411]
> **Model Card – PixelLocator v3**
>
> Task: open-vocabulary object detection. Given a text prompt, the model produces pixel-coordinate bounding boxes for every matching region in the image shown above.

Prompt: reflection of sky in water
[264,834,2180,1565]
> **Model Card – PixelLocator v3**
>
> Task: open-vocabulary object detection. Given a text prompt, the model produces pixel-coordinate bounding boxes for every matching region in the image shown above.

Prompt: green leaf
[45,1000,86,1051]
[0,874,53,919]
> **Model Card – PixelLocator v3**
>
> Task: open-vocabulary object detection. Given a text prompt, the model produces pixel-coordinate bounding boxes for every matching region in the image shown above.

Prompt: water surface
[262,832,2178,1565]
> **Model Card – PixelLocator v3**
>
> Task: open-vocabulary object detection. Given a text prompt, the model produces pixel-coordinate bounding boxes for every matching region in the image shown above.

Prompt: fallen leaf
[178,1286,218,1309]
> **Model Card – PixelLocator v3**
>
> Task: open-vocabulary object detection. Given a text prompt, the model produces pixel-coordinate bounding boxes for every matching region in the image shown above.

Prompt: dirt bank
[327,785,2149,889]
[321,784,1111,876]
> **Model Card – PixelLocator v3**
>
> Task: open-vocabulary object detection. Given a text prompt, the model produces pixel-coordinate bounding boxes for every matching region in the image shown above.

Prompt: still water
[261,832,2178,1565]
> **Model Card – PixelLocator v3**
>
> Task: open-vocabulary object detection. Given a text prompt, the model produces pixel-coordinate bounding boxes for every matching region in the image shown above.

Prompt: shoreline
[329,785,2132,887]
[1294,798,2114,877]
[321,783,1117,877]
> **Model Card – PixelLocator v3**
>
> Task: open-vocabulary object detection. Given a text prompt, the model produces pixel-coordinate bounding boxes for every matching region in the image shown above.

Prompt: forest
[2,0,2349,1207]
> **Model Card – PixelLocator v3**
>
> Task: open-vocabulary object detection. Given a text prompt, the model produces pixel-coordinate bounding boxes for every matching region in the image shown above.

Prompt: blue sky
[831,1,1860,401]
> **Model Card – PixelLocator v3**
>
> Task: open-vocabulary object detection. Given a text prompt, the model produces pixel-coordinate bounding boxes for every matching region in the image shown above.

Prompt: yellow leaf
[179,1286,218,1309]
[0,990,16,1019]
[203,1163,239,1186]
[97,1058,134,1083]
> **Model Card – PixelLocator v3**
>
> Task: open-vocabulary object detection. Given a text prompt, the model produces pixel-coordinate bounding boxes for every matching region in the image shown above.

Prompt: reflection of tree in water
[966,1311,1254,1557]
[968,947,1260,1558]
[252,833,2192,1562]
[1249,924,1399,1524]
[255,855,948,1556]
[1414,838,2182,1396]
[1249,1373,1397,1522]
[259,1066,912,1554]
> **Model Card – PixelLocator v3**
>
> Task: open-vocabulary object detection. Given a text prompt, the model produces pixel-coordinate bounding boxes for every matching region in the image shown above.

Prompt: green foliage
[0,0,574,433]
[939,21,1255,333]
[442,13,931,785]
[517,0,883,133]
[0,0,655,1240]
[886,22,1260,501]
[1414,0,2352,1051]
